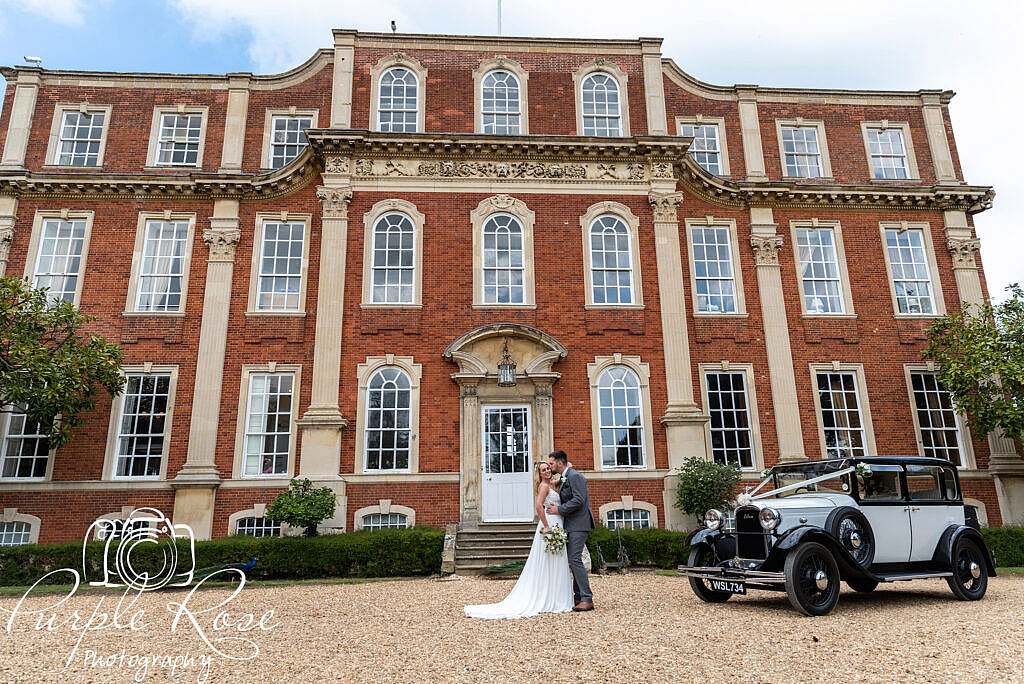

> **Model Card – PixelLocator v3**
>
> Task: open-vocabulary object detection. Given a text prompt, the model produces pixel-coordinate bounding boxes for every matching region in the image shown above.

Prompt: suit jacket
[557,467,595,532]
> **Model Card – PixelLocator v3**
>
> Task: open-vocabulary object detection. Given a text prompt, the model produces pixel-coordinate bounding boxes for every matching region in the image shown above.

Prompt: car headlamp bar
[751,466,856,501]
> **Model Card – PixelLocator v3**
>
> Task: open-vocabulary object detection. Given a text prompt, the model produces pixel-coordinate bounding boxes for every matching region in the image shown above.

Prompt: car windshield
[771,460,853,498]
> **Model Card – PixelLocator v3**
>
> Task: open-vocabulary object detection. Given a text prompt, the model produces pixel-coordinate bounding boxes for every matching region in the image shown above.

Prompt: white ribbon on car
[745,466,856,502]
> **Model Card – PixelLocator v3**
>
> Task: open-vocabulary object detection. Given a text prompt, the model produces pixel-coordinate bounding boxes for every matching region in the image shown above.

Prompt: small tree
[924,283,1024,443]
[266,478,337,537]
[674,457,743,521]
[0,276,124,449]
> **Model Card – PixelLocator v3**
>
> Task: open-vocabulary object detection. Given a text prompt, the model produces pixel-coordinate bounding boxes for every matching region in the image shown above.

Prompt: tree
[0,276,124,449]
[266,478,337,537]
[924,283,1024,443]
[674,456,743,520]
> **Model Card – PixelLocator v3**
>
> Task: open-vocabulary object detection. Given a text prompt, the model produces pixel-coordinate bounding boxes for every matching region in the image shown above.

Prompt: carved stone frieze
[648,191,685,222]
[316,186,354,219]
[203,228,241,262]
[947,237,981,269]
[750,235,784,266]
[350,158,649,182]
[324,156,349,174]
[0,224,14,271]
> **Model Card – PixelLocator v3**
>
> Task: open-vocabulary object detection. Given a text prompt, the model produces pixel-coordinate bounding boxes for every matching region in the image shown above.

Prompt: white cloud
[0,0,94,26]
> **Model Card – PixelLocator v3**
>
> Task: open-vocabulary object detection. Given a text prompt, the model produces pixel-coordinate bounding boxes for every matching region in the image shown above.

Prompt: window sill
[360,303,423,310]
[584,304,645,311]
[472,304,537,310]
[782,175,835,183]
[893,313,943,320]
[42,163,105,171]
[800,313,857,319]
[692,312,748,319]
[142,165,201,173]
[868,177,921,184]
[245,311,307,317]
[122,311,186,318]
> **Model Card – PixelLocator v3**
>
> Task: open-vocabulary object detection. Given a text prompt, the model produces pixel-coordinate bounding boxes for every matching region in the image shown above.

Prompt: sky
[0,0,1020,299]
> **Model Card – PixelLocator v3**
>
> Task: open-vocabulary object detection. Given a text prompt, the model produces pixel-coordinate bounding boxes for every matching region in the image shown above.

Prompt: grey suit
[557,467,594,603]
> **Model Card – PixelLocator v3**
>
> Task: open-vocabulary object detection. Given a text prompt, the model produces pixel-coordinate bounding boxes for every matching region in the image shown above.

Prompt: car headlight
[704,508,723,531]
[759,507,781,531]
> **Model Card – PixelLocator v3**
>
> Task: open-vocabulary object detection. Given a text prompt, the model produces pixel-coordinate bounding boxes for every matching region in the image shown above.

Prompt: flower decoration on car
[855,463,872,478]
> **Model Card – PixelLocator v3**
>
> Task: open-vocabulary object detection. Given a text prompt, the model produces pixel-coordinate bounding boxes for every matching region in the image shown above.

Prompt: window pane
[115,374,171,478]
[362,513,409,530]
[815,371,866,458]
[606,509,650,530]
[364,367,412,471]
[680,123,722,175]
[378,68,419,133]
[269,115,313,168]
[705,371,754,468]
[589,215,633,305]
[597,366,645,468]
[0,521,31,546]
[481,70,521,135]
[235,517,281,537]
[0,405,50,479]
[691,225,736,313]
[781,126,823,178]
[32,219,86,304]
[910,372,963,466]
[136,219,189,312]
[256,221,305,311]
[56,110,105,166]
[868,128,910,179]
[885,229,935,315]
[370,213,416,304]
[797,228,844,313]
[156,113,202,166]
[581,73,622,137]
[243,373,294,476]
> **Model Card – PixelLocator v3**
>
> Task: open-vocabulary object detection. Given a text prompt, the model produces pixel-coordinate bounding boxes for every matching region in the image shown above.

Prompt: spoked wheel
[829,509,875,568]
[946,538,988,601]
[687,547,731,603]
[784,542,840,616]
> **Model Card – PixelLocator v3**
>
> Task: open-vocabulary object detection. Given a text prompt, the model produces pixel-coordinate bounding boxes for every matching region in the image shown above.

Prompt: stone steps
[454,522,539,573]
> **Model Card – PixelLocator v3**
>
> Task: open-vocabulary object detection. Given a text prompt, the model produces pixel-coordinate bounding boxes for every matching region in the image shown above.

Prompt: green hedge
[0,526,444,587]
[587,527,691,569]
[982,527,1024,567]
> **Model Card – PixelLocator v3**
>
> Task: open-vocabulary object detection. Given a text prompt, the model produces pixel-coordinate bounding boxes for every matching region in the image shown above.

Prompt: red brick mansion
[0,28,1020,546]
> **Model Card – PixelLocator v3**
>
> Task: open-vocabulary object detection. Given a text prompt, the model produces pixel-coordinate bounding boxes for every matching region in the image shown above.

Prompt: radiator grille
[735,506,768,560]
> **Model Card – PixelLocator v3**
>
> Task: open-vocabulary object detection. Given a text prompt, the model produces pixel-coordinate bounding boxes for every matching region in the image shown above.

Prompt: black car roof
[769,455,959,469]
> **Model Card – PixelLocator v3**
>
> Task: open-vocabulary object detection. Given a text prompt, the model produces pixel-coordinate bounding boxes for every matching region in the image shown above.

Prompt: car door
[856,464,912,563]
[906,464,965,562]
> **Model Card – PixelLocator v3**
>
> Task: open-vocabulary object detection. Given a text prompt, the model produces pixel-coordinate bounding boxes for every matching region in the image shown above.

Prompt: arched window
[589,215,634,304]
[481,70,521,135]
[364,367,412,471]
[370,213,416,304]
[362,513,409,530]
[0,521,31,546]
[581,72,622,137]
[235,517,281,538]
[481,214,525,304]
[377,67,419,133]
[597,366,645,468]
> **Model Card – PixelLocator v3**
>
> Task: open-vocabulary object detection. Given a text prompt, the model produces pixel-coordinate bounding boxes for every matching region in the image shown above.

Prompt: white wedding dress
[464,488,574,619]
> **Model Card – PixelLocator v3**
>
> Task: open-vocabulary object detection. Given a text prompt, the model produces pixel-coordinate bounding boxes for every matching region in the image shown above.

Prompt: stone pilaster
[749,208,805,462]
[533,381,555,458]
[219,73,251,173]
[640,38,667,136]
[458,381,482,524]
[0,67,40,169]
[172,199,241,539]
[0,196,16,277]
[737,86,768,182]
[943,210,1023,523]
[922,92,957,183]
[331,30,357,128]
[297,175,352,483]
[649,189,710,531]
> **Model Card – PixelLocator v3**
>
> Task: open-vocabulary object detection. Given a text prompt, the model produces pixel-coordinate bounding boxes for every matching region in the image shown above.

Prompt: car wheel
[846,578,879,593]
[827,508,875,568]
[946,538,988,601]
[687,547,732,603]
[784,541,840,616]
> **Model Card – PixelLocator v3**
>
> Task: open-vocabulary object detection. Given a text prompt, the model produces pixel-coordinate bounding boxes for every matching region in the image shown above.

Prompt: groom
[546,450,595,612]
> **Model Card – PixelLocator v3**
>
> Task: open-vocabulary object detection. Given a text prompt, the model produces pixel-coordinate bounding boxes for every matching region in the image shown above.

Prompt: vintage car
[680,456,996,616]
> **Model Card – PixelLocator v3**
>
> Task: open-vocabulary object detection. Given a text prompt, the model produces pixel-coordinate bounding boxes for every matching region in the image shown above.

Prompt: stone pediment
[443,323,567,380]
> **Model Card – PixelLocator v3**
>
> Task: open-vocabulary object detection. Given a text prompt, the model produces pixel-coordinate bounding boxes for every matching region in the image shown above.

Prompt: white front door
[481,405,533,522]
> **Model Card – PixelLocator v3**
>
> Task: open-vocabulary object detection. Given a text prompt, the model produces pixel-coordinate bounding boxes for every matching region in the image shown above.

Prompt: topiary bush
[982,526,1024,567]
[266,478,337,537]
[674,456,743,521]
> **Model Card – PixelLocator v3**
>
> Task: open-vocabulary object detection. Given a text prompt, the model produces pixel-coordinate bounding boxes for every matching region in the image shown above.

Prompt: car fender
[686,528,718,548]
[761,526,877,582]
[932,524,997,576]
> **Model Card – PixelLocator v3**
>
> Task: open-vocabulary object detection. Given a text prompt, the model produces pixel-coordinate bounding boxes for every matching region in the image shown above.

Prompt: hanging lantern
[497,338,517,387]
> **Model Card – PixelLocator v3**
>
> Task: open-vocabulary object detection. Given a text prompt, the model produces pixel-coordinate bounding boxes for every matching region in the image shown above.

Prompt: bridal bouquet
[542,526,568,554]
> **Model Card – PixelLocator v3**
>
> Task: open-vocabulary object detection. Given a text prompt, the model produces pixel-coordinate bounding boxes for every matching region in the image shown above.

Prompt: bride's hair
[534,461,551,487]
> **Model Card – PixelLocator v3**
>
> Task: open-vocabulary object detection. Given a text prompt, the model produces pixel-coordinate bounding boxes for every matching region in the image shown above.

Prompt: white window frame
[685,217,747,317]
[473,57,529,135]
[676,116,731,177]
[0,402,55,481]
[598,497,659,529]
[471,195,536,309]
[581,202,643,309]
[587,355,655,472]
[145,105,209,169]
[45,103,113,168]
[124,211,196,316]
[790,219,856,317]
[354,500,417,530]
[879,221,945,318]
[232,363,302,479]
[102,365,178,481]
[0,509,41,545]
[228,504,291,537]
[698,362,764,472]
[861,121,920,181]
[369,53,428,134]
[354,356,422,475]
[261,108,318,170]
[23,209,94,308]
[246,212,311,315]
[903,365,976,469]
[572,60,631,137]
[361,199,425,308]
[808,363,877,460]
[775,118,833,180]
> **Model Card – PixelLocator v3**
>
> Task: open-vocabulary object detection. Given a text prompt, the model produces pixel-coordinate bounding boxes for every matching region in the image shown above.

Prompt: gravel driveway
[0,572,1020,683]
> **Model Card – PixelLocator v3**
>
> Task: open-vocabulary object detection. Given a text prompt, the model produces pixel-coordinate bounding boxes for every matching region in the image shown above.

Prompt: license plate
[709,579,746,594]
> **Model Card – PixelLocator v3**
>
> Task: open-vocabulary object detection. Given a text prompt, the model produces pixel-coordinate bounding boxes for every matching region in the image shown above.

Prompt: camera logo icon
[82,507,195,591]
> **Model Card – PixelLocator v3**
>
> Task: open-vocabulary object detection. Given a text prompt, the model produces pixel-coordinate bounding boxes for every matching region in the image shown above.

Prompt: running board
[875,571,953,582]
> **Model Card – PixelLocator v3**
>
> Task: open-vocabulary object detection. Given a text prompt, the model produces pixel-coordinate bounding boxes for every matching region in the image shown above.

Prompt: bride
[464,461,574,619]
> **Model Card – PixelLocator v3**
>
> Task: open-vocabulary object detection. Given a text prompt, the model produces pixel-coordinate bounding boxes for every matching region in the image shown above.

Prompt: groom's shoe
[572,601,594,612]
